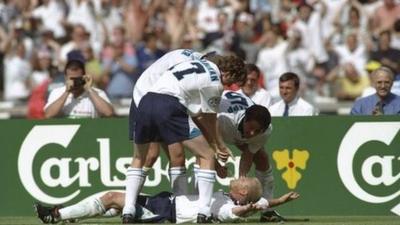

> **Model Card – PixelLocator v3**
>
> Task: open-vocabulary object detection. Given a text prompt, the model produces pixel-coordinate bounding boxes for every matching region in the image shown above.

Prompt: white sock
[169,167,188,195]
[256,168,274,212]
[197,169,215,216]
[59,196,105,220]
[192,164,200,194]
[103,208,120,217]
[122,167,144,216]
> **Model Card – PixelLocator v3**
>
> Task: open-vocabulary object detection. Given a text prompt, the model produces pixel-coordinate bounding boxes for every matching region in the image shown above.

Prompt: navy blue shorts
[128,98,137,141]
[136,191,176,223]
[134,92,190,145]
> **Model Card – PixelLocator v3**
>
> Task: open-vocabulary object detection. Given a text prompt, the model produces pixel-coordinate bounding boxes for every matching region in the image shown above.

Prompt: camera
[71,77,86,87]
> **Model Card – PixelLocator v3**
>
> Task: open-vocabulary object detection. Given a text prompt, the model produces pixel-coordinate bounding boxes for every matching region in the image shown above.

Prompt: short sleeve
[199,85,223,113]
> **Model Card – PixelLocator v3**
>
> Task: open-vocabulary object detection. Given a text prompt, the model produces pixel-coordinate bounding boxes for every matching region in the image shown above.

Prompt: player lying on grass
[34,177,299,224]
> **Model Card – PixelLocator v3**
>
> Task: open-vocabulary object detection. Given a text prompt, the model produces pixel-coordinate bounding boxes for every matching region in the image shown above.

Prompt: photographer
[44,51,114,118]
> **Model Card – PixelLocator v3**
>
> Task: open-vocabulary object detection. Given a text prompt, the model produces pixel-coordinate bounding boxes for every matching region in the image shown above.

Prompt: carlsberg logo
[18,125,240,205]
[337,122,400,216]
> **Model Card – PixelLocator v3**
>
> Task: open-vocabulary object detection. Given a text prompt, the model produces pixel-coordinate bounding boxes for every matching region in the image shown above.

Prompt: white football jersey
[175,191,239,223]
[133,49,203,106]
[218,91,272,153]
[150,59,223,115]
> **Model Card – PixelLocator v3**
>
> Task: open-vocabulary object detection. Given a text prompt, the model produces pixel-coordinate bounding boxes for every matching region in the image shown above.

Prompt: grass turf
[0,216,398,225]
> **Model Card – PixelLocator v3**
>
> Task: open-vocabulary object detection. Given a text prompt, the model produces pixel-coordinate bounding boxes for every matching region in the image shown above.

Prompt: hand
[83,75,93,91]
[279,191,300,203]
[215,160,228,178]
[216,146,233,163]
[66,78,74,92]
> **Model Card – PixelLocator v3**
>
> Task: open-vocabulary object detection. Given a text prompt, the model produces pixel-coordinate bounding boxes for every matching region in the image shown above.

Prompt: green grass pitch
[0,216,398,225]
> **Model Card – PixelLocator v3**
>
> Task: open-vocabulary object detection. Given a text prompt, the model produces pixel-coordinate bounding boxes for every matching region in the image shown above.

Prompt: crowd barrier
[0,116,399,216]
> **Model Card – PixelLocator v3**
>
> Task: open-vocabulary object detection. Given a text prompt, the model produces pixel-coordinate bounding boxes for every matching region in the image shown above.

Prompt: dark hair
[64,60,85,75]
[244,105,271,132]
[245,63,260,77]
[279,72,300,89]
[209,55,246,85]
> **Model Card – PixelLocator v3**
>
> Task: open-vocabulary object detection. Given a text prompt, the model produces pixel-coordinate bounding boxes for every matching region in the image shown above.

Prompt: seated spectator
[351,67,400,115]
[44,51,114,118]
[269,72,318,116]
[328,63,370,101]
[236,63,272,108]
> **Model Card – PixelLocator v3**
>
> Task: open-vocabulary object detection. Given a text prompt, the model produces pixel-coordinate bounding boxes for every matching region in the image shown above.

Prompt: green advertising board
[0,116,399,217]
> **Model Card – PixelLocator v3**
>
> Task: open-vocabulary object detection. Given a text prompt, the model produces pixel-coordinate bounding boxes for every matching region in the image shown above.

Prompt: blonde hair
[230,177,263,203]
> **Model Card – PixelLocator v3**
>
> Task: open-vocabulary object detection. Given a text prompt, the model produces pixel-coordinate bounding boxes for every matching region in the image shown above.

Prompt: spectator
[102,42,137,99]
[328,63,370,101]
[370,30,400,74]
[60,24,91,63]
[31,0,66,39]
[236,63,272,108]
[256,28,288,102]
[269,72,318,116]
[135,32,165,77]
[351,67,400,115]
[44,51,114,118]
[3,41,31,101]
[333,32,367,75]
[371,0,400,37]
[81,44,104,89]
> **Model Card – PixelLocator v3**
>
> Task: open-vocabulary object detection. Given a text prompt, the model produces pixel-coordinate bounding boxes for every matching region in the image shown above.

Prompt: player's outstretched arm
[268,192,300,208]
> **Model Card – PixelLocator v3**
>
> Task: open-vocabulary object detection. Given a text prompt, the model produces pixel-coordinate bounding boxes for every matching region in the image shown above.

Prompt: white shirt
[31,0,66,38]
[133,49,202,106]
[150,59,223,115]
[175,191,238,223]
[4,56,32,100]
[334,44,367,76]
[269,97,317,116]
[256,41,288,101]
[236,88,272,109]
[218,91,272,154]
[44,86,111,118]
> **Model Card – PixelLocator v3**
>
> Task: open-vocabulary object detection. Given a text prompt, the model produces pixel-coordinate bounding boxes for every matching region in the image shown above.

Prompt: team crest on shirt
[272,149,310,189]
[208,97,221,108]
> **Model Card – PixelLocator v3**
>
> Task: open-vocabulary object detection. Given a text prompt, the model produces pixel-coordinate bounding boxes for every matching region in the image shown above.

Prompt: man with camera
[44,51,114,118]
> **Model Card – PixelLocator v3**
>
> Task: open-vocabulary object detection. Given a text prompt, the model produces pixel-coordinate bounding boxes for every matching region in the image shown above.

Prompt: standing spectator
[351,67,400,115]
[81,44,104,89]
[102,42,137,99]
[31,0,66,39]
[256,28,288,102]
[3,41,31,101]
[370,30,400,75]
[60,24,91,63]
[371,0,400,37]
[196,0,221,48]
[291,2,328,64]
[44,51,114,118]
[269,72,317,116]
[236,63,272,108]
[333,32,367,75]
[135,32,165,77]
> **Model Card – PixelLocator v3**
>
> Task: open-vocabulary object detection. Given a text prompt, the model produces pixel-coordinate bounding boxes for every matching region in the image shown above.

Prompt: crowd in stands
[0,0,399,118]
